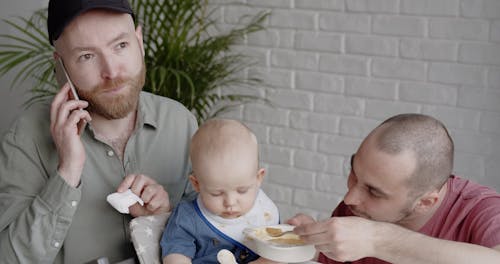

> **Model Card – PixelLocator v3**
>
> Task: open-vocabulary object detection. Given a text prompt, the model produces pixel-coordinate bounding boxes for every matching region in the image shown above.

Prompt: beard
[78,62,146,120]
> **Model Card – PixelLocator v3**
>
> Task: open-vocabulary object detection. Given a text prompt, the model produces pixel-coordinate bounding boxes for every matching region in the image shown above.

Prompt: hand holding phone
[54,57,88,133]
[55,57,80,101]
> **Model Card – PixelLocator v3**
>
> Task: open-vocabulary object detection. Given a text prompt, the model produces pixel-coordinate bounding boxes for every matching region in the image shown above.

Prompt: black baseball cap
[47,0,135,45]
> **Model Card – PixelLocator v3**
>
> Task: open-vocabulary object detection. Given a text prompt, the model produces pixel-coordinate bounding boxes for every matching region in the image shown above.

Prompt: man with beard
[288,113,500,264]
[0,0,197,263]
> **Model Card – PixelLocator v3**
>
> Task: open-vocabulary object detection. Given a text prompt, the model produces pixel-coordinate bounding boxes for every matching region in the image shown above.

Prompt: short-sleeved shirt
[0,92,198,263]
[161,189,279,263]
[318,175,500,264]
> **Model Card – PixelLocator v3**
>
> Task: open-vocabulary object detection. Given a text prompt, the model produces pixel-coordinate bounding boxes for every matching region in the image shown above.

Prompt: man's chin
[89,102,135,120]
[88,91,139,119]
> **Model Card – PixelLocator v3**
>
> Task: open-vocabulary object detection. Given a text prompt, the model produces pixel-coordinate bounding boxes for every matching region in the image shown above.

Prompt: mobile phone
[54,57,80,101]
[54,57,88,133]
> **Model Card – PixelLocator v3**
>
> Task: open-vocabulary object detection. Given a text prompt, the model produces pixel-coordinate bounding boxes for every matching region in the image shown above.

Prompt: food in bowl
[242,224,316,263]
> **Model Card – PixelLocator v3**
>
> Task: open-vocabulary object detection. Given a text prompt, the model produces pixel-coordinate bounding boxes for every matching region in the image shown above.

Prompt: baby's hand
[248,257,284,264]
[216,250,284,264]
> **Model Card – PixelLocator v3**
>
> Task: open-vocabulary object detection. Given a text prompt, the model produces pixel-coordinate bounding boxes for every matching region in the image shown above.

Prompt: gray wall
[0,1,47,136]
[2,1,499,221]
[213,0,500,220]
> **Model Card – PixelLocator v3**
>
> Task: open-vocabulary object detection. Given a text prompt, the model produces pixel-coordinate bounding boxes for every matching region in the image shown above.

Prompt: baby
[161,119,280,264]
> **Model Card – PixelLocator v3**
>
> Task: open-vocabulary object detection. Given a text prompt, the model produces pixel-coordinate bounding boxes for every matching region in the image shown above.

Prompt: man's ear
[256,168,266,186]
[189,174,200,192]
[135,25,145,57]
[414,190,440,213]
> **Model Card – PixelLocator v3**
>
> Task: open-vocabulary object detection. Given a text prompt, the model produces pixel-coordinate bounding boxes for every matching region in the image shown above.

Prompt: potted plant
[0,0,269,123]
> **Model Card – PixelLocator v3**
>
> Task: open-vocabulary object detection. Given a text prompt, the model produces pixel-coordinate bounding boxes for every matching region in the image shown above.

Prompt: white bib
[197,189,279,242]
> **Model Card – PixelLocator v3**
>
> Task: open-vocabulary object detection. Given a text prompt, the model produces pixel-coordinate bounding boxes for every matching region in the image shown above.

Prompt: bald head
[368,113,454,195]
[190,119,259,178]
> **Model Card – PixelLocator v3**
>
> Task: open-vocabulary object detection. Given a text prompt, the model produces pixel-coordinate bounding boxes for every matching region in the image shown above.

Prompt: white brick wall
[215,0,500,220]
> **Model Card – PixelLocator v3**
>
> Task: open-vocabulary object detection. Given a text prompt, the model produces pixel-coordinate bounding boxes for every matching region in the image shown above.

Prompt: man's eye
[79,53,93,61]
[368,188,382,198]
[118,42,128,49]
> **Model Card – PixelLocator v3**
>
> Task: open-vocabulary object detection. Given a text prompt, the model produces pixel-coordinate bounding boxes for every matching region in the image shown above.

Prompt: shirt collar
[137,92,158,129]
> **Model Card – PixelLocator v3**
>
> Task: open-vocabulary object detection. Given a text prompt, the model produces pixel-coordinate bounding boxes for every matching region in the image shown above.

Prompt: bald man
[289,113,500,264]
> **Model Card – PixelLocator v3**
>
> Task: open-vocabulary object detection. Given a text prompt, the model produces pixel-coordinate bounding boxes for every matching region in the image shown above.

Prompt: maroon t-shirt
[318,176,500,264]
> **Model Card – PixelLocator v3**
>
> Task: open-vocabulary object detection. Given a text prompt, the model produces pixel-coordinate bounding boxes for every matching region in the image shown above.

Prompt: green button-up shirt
[0,92,198,263]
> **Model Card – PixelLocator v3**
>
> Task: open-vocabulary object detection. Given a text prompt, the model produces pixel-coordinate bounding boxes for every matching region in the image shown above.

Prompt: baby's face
[194,161,263,219]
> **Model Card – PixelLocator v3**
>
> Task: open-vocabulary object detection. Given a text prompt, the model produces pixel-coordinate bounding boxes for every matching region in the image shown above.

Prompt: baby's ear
[189,174,201,192]
[256,168,266,184]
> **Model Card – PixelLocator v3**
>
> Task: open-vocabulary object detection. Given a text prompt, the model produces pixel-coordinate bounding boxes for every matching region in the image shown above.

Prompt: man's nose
[100,55,119,80]
[343,185,362,206]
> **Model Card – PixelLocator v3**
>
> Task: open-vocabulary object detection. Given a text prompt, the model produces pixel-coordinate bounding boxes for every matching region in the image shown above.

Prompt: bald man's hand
[288,215,378,262]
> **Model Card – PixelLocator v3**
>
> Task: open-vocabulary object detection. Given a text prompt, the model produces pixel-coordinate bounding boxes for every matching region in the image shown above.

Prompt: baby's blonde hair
[190,119,259,177]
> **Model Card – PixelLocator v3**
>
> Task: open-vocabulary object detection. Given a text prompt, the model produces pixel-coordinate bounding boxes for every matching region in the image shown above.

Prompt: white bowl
[242,224,316,263]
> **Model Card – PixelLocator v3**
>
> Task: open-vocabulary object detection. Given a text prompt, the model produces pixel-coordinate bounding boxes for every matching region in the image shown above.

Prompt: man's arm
[0,129,81,263]
[374,221,500,264]
[0,86,89,263]
[292,216,500,264]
